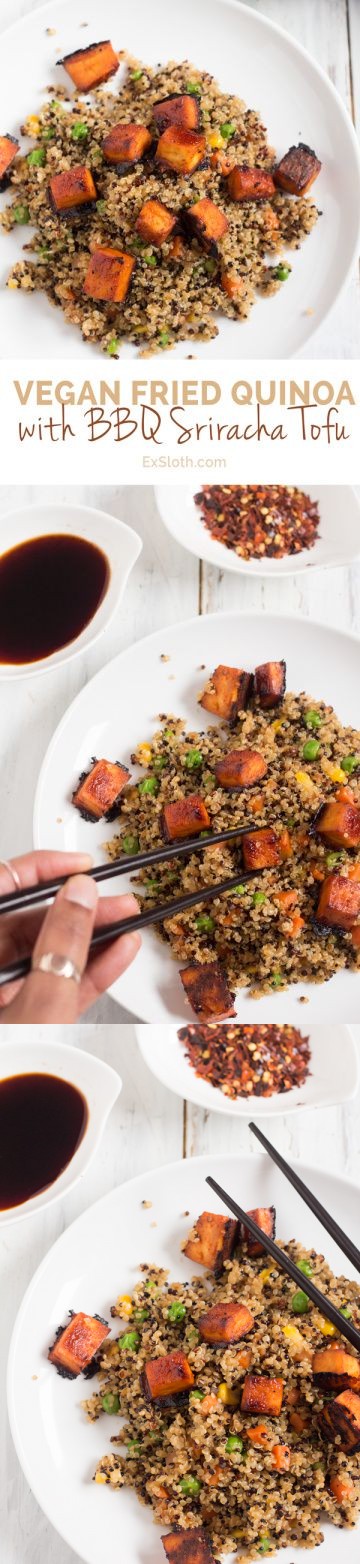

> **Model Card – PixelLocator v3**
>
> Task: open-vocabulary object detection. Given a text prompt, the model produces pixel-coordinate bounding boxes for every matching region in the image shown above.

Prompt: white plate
[7,1152,360,1564]
[155,485,360,579]
[33,609,360,1024]
[135,1023,360,1117]
[1,0,359,359]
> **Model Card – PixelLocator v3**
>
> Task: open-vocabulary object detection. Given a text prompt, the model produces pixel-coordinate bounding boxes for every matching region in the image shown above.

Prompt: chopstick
[0,822,260,917]
[0,867,255,989]
[206,1173,360,1353]
[249,1121,360,1276]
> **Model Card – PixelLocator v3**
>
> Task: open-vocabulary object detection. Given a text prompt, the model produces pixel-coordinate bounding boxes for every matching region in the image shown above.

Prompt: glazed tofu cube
[318,1390,360,1452]
[0,134,19,189]
[316,873,360,931]
[48,1312,110,1377]
[242,829,281,872]
[135,198,177,246]
[180,962,236,1020]
[155,127,207,176]
[200,664,252,722]
[311,801,360,851]
[161,794,210,842]
[143,1349,194,1401]
[184,198,229,252]
[49,166,97,215]
[215,749,267,790]
[242,1206,276,1258]
[183,1211,238,1274]
[102,123,152,167]
[154,94,201,133]
[241,1374,284,1416]
[275,143,321,196]
[162,1527,216,1564]
[84,247,135,303]
[254,661,286,709]
[72,758,130,821]
[312,1348,360,1395]
[199,1300,254,1344]
[58,40,119,92]
[227,166,275,202]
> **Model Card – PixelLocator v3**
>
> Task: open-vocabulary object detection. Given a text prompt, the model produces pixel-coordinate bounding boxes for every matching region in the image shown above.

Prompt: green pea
[190,1389,205,1401]
[179,1476,201,1496]
[187,1326,199,1343]
[340,755,359,775]
[27,147,46,166]
[220,121,236,139]
[13,204,30,223]
[275,264,290,281]
[144,251,158,267]
[37,246,50,258]
[233,883,246,896]
[271,972,283,988]
[118,1331,140,1351]
[144,878,159,891]
[163,728,175,739]
[167,1301,186,1321]
[204,257,217,275]
[195,914,214,933]
[96,199,106,213]
[304,710,321,730]
[153,756,167,772]
[158,330,170,346]
[226,1435,244,1453]
[187,82,202,96]
[127,1438,141,1453]
[340,1305,352,1320]
[145,1279,158,1291]
[106,337,119,356]
[133,1307,149,1322]
[122,833,139,855]
[257,1540,273,1556]
[184,748,203,769]
[253,891,266,907]
[325,851,344,869]
[131,69,143,81]
[297,1258,313,1277]
[41,127,55,141]
[138,776,159,796]
[102,1392,120,1414]
[71,121,89,140]
[291,1290,309,1315]
[302,739,320,761]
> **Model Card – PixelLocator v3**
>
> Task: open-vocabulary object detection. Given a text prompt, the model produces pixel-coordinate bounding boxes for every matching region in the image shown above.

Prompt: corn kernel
[271,720,284,733]
[218,1382,240,1406]
[136,743,152,765]
[260,1268,273,1283]
[322,762,344,784]
[313,1312,337,1336]
[25,114,41,136]
[231,1530,243,1539]
[282,1324,303,1343]
[7,279,18,290]
[95,1472,107,1484]
[208,132,223,149]
[295,770,316,793]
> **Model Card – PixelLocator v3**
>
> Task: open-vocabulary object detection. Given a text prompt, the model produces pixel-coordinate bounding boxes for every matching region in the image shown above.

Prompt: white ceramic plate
[155,485,360,579]
[1,0,360,359]
[135,1023,359,1118]
[7,1152,360,1564]
[33,609,360,1024]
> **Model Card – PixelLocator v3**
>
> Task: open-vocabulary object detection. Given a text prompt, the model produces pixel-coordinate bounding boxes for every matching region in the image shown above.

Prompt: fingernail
[62,874,98,909]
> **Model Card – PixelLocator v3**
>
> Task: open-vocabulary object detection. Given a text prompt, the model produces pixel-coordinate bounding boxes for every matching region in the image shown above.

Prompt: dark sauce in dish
[0,1073,88,1208]
[0,533,109,663]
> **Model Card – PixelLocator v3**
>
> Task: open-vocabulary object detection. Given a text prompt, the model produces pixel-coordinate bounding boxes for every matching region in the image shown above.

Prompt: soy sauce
[0,1073,88,1208]
[0,533,109,664]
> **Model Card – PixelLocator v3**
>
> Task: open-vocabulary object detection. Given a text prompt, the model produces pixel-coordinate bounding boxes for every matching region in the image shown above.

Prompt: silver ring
[0,858,21,891]
[32,952,82,985]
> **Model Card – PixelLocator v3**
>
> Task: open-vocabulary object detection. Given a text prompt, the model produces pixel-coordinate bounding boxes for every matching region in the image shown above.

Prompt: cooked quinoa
[106,684,360,1000]
[84,1231,360,1558]
[1,54,319,354]
[194,486,320,561]
[177,1023,311,1097]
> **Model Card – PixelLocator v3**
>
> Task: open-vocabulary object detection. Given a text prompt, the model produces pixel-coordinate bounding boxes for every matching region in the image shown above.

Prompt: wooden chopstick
[0,822,260,917]
[249,1121,360,1275]
[0,867,255,989]
[206,1173,360,1353]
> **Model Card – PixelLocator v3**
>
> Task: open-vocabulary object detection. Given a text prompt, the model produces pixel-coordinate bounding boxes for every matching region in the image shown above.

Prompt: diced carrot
[220,270,245,300]
[311,866,325,882]
[289,1409,309,1434]
[249,795,264,814]
[237,1347,252,1370]
[271,1444,291,1471]
[198,1394,221,1416]
[288,914,304,938]
[329,1473,355,1504]
[247,1423,272,1448]
[278,829,292,858]
[169,235,185,260]
[336,786,355,804]
[284,1386,300,1407]
[276,890,298,910]
[205,1465,222,1487]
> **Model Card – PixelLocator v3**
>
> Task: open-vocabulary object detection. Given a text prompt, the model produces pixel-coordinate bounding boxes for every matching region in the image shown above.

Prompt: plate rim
[154,484,360,580]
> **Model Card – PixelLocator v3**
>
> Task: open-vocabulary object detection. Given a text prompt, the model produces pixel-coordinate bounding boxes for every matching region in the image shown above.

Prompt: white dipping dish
[0,1038,121,1224]
[7,1152,360,1564]
[135,1023,359,1118]
[155,485,360,578]
[0,502,141,678]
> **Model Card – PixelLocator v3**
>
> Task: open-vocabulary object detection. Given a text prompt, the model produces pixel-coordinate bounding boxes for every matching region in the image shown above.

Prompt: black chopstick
[0,867,254,989]
[206,1173,360,1353]
[249,1122,360,1276]
[0,822,260,917]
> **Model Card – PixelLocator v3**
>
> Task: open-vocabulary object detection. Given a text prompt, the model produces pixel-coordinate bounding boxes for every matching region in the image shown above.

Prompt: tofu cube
[215,749,267,790]
[162,1527,216,1564]
[242,1206,276,1258]
[199,664,252,722]
[183,1210,238,1274]
[199,1300,254,1344]
[254,661,286,709]
[59,41,119,92]
[311,801,360,851]
[0,134,19,189]
[48,1312,110,1377]
[102,122,152,167]
[318,1390,360,1452]
[316,873,360,931]
[155,127,207,176]
[154,94,201,133]
[241,1374,284,1416]
[143,1349,194,1400]
[312,1348,360,1395]
[72,758,130,821]
[135,198,177,246]
[184,197,229,252]
[242,829,281,872]
[180,962,236,1020]
[161,794,210,842]
[49,166,97,215]
[84,247,135,302]
[275,143,321,196]
[227,166,275,202]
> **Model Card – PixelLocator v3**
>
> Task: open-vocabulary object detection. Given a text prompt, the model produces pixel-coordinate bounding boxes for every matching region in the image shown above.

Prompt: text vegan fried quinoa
[177,1023,311,1097]
[1,49,320,354]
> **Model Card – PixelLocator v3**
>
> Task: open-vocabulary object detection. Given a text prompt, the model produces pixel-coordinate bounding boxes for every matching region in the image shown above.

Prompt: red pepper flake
[177,1023,311,1098]
[194,485,320,562]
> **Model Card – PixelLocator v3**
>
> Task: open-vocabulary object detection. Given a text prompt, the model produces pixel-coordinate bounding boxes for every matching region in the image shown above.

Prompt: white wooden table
[1,0,359,356]
[1,1018,360,1564]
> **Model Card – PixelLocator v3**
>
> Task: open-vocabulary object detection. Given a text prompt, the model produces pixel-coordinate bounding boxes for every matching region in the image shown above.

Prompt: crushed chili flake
[177,1023,311,1098]
[194,485,320,561]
